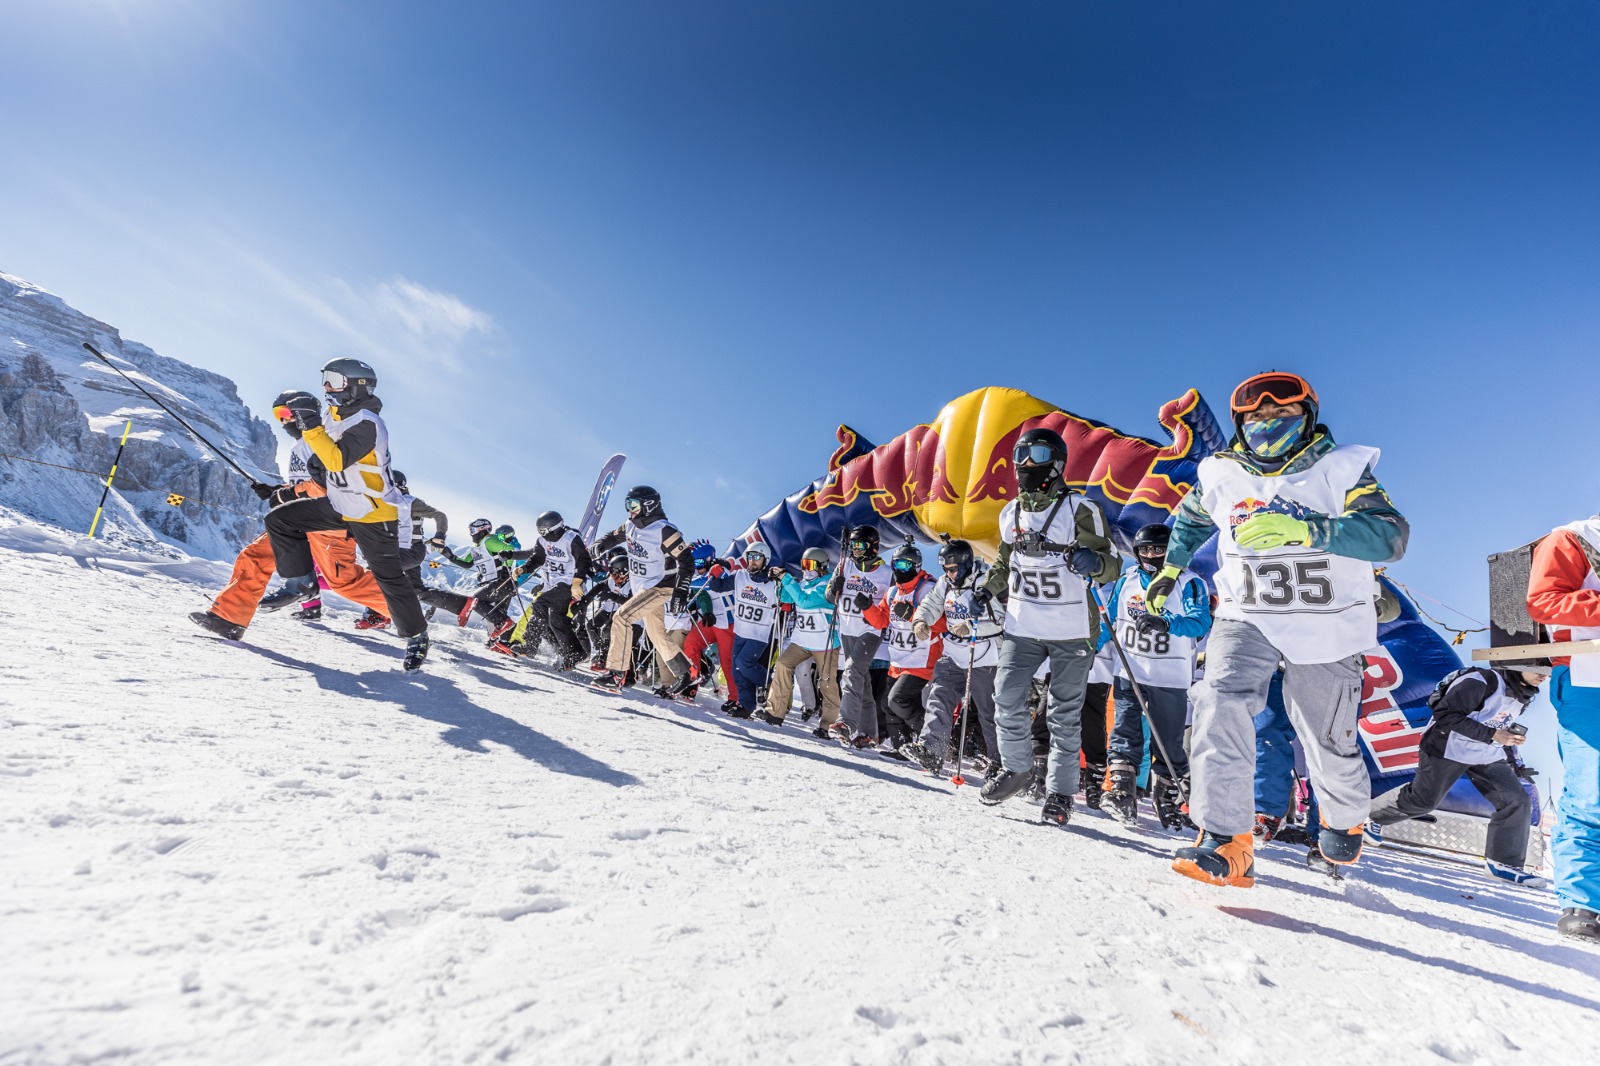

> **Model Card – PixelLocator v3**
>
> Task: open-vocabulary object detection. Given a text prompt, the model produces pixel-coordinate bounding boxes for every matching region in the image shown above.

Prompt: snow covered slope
[0,272,277,559]
[3,518,1598,1065]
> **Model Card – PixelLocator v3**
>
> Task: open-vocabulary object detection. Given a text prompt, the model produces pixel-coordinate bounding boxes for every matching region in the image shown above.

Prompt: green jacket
[1166,429,1409,569]
[982,488,1121,636]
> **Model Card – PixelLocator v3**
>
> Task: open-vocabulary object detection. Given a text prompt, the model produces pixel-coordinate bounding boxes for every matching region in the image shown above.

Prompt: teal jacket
[779,572,836,614]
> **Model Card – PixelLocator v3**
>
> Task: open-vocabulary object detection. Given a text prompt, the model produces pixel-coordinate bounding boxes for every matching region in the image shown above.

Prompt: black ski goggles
[1013,443,1057,465]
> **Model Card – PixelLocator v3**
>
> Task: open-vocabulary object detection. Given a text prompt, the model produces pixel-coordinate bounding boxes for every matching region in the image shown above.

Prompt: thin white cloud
[371,278,493,343]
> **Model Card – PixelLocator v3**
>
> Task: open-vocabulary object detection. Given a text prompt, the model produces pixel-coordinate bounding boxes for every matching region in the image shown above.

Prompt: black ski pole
[82,342,266,488]
[1086,578,1190,805]
[950,642,976,787]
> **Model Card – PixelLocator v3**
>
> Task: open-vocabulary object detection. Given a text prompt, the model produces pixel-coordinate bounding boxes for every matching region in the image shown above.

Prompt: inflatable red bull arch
[731,385,1534,828]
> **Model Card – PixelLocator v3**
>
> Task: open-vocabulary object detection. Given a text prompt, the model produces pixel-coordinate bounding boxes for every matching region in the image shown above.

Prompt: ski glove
[970,588,994,615]
[891,599,916,621]
[852,591,877,612]
[1134,611,1170,637]
[912,619,931,641]
[282,394,322,430]
[1233,513,1310,551]
[668,592,688,615]
[1066,547,1101,578]
[1144,565,1182,613]
[252,482,282,500]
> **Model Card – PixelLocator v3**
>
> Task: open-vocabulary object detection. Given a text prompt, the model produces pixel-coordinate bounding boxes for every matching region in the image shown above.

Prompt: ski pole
[82,342,266,488]
[950,642,976,787]
[88,420,132,538]
[1085,578,1190,806]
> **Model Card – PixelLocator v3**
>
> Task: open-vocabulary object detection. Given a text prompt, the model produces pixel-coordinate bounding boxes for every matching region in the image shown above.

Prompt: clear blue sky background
[4,2,1599,779]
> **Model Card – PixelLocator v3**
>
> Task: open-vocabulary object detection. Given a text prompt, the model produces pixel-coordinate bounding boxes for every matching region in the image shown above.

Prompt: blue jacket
[1105,566,1213,641]
[779,573,835,614]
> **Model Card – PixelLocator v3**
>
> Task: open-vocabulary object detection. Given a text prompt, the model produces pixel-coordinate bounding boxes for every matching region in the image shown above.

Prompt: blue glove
[1067,548,1100,578]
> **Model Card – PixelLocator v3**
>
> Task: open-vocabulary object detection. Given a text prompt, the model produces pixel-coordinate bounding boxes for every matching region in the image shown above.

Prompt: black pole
[82,342,266,488]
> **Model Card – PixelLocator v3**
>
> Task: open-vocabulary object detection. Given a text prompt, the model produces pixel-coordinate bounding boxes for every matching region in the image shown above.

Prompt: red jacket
[863,571,944,679]
[1526,529,1600,668]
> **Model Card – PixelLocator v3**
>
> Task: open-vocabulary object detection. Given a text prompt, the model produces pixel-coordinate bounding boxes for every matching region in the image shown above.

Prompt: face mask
[1241,414,1307,459]
[1016,463,1055,493]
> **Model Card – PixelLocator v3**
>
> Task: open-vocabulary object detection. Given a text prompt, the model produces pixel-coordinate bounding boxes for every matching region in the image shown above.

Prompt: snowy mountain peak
[0,270,277,558]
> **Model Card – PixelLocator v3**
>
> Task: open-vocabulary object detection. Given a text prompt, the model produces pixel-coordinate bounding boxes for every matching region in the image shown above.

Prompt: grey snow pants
[920,654,998,762]
[839,632,884,737]
[994,634,1094,795]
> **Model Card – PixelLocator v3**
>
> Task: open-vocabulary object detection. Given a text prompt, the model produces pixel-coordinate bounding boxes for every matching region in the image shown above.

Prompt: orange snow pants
[210,530,389,629]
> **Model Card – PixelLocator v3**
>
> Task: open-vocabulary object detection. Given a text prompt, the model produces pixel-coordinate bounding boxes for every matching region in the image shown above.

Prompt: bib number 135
[1239,559,1333,608]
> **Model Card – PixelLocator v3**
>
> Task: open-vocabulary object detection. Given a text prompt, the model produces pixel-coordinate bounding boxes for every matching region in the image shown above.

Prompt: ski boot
[1041,792,1073,828]
[726,702,754,719]
[190,611,244,641]
[1153,776,1191,832]
[801,706,818,723]
[1305,844,1343,880]
[355,608,390,630]
[1172,831,1255,888]
[719,698,739,714]
[488,618,515,643]
[556,652,584,672]
[900,741,942,773]
[1274,822,1311,847]
[291,599,322,622]
[591,670,631,692]
[1318,824,1365,867]
[1081,761,1106,811]
[756,710,784,726]
[650,685,672,699]
[827,720,852,743]
[456,598,477,627]
[588,657,610,673]
[849,733,878,750]
[1026,754,1049,801]
[811,723,831,740]
[1252,814,1282,843]
[1104,763,1139,826]
[1558,908,1600,943]
[258,575,319,612]
[403,635,430,672]
[979,766,1035,806]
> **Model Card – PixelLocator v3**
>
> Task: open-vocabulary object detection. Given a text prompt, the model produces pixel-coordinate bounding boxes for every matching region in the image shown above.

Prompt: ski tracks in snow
[2,534,1599,1064]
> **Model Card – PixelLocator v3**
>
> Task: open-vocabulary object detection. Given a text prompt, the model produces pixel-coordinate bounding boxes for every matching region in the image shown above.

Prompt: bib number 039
[1239,559,1333,608]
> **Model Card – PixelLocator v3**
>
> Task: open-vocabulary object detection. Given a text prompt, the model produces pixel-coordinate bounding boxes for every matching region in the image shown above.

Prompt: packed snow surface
[3,515,1598,1065]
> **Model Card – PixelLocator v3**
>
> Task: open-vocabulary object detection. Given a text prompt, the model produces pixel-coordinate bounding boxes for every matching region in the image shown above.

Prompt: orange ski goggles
[1231,372,1317,415]
[273,405,295,423]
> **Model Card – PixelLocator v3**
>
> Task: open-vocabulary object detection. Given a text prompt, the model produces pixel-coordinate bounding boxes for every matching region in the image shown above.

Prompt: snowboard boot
[1026,754,1049,801]
[258,575,319,612]
[1172,831,1256,888]
[1081,761,1106,811]
[456,598,477,627]
[1104,764,1139,826]
[726,702,754,719]
[1305,844,1343,880]
[811,723,831,740]
[1557,908,1600,943]
[291,599,323,622]
[1253,814,1282,843]
[1318,824,1365,867]
[979,766,1035,806]
[1041,792,1074,828]
[190,610,244,641]
[1153,776,1190,832]
[756,710,784,726]
[402,635,430,672]
[355,608,390,630]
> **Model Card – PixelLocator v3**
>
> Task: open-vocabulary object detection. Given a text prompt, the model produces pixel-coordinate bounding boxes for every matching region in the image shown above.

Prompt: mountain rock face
[0,271,279,559]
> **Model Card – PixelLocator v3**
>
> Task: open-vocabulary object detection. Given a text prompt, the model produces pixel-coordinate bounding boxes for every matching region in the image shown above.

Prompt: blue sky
[4,2,1599,702]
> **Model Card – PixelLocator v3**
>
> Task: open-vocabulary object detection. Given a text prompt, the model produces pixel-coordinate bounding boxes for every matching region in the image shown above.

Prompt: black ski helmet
[938,538,975,586]
[607,551,631,578]
[1013,426,1067,494]
[469,518,493,542]
[536,510,565,538]
[891,541,922,584]
[624,485,663,523]
[1132,523,1172,573]
[847,524,881,563]
[270,389,318,439]
[391,469,408,494]
[321,357,377,407]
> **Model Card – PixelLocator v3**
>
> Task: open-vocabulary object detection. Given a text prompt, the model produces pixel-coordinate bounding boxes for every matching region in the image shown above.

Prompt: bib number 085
[1239,559,1333,608]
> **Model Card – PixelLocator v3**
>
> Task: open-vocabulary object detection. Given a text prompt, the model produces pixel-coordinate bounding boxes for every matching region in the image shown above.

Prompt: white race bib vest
[730,572,780,641]
[1113,566,1204,689]
[540,530,581,586]
[1439,671,1526,766]
[882,581,935,669]
[1201,445,1380,665]
[938,579,1001,669]
[1088,642,1115,685]
[323,409,401,522]
[786,578,838,652]
[467,543,500,585]
[286,440,314,484]
[625,520,669,596]
[998,494,1093,641]
[837,562,894,638]
[1554,517,1600,688]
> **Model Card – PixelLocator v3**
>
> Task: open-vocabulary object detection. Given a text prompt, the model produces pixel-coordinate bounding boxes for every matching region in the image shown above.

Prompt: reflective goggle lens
[1136,545,1165,556]
[849,539,870,550]
[802,558,825,571]
[625,498,642,513]
[1013,443,1056,465]
[322,370,349,392]
[892,558,916,572]
[273,405,295,422]
[1231,373,1315,414]
[743,552,768,566]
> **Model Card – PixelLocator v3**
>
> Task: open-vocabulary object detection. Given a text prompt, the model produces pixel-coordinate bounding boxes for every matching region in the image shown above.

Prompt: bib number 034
[1239,559,1333,608]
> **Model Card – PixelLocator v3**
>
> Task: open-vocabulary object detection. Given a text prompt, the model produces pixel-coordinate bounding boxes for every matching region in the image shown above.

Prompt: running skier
[1152,370,1407,887]
[507,510,594,668]
[825,525,896,747]
[901,538,1003,774]
[707,542,784,717]
[389,470,474,624]
[764,548,841,734]
[590,486,694,692]
[860,542,942,754]
[438,519,517,638]
[1101,523,1212,829]
[977,426,1121,827]
[680,540,739,705]
[257,363,431,670]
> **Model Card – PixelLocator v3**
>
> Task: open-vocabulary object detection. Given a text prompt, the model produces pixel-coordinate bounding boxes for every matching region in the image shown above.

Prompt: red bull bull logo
[1230,497,1271,529]
[800,422,958,517]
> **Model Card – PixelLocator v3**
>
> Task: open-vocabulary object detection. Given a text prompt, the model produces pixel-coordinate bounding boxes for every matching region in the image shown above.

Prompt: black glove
[252,482,281,500]
[970,587,994,615]
[668,592,688,615]
[690,603,711,626]
[268,485,299,507]
[518,560,537,578]
[283,394,322,430]
[1134,611,1170,636]
[1067,547,1100,578]
[427,535,446,549]
[852,591,876,611]
[891,599,916,621]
